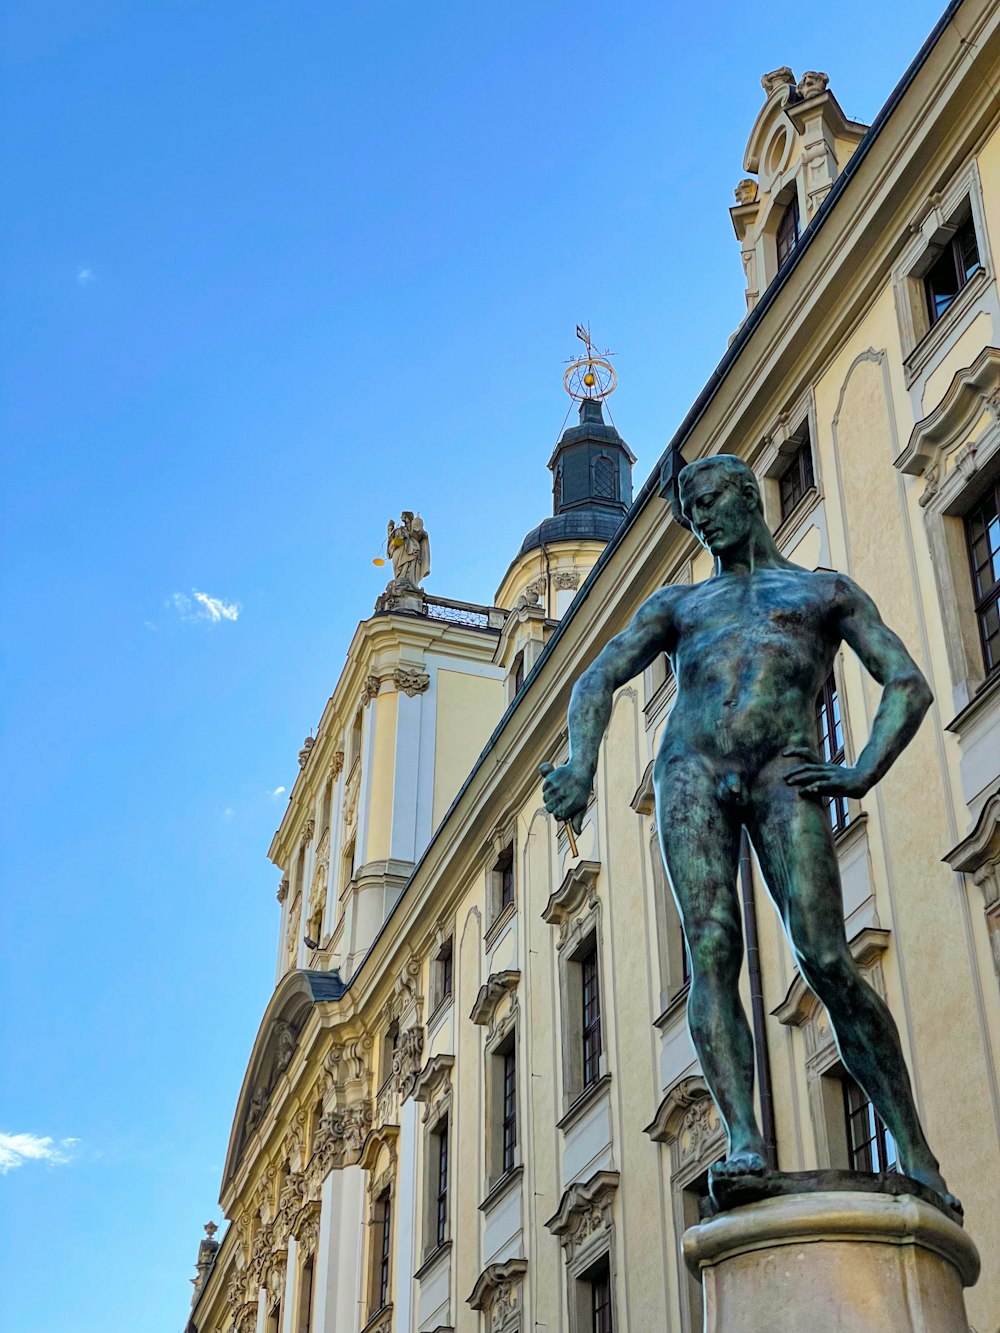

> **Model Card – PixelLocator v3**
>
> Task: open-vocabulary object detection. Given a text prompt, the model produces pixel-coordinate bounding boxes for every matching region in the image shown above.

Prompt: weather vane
[562,323,617,401]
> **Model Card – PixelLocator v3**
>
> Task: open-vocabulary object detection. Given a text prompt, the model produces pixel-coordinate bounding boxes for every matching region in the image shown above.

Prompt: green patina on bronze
[541,454,957,1211]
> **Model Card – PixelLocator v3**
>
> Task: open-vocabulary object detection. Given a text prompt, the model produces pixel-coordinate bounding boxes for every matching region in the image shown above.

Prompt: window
[649,834,688,1011]
[924,208,980,326]
[965,480,1000,675]
[776,192,800,267]
[843,1076,896,1174]
[777,428,815,521]
[581,944,602,1090]
[501,1043,518,1174]
[513,652,525,694]
[593,455,618,502]
[297,1256,315,1333]
[484,1021,519,1188]
[644,652,673,710]
[348,709,363,767]
[577,1255,613,1333]
[373,1188,392,1312]
[309,1099,324,1159]
[815,673,849,835]
[319,779,333,837]
[680,1166,715,1329]
[380,1021,399,1090]
[432,937,453,1013]
[433,1117,449,1248]
[491,842,515,922]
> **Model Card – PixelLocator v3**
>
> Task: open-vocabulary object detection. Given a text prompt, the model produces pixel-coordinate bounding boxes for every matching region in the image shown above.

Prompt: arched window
[593,455,618,501]
[776,192,800,266]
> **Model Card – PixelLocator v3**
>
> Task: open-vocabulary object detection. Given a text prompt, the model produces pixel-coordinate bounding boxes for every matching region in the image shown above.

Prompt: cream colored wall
[432,670,503,831]
[364,689,398,864]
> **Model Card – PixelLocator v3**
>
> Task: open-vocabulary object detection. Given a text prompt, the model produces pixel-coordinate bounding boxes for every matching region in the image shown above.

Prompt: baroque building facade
[187,5,1000,1331]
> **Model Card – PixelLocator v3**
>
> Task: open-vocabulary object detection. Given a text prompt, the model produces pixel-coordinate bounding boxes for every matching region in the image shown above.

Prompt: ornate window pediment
[470,969,520,1044]
[645,1075,726,1167]
[895,345,1000,495]
[542,860,600,945]
[545,1170,619,1262]
[946,792,1000,982]
[771,927,890,1069]
[467,1258,527,1332]
[412,1053,454,1124]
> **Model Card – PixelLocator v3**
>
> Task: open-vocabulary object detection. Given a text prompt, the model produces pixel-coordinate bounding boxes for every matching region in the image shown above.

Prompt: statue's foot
[903,1159,962,1215]
[710,1145,767,1180]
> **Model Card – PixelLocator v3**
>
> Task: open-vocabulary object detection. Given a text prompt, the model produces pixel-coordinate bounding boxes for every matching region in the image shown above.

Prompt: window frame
[372,1187,392,1314]
[776,427,816,523]
[964,479,1000,678]
[923,208,981,327]
[891,159,993,386]
[580,940,603,1092]
[775,190,800,268]
[842,1074,897,1174]
[815,671,850,836]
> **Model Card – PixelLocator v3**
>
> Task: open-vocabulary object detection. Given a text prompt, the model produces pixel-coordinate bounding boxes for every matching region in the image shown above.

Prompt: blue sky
[1,2,948,1329]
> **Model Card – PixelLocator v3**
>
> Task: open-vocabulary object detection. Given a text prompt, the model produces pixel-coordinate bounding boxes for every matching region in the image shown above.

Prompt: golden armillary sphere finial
[562,323,617,401]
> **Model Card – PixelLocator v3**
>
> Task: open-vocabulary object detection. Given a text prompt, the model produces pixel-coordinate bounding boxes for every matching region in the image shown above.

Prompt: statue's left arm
[785,577,932,798]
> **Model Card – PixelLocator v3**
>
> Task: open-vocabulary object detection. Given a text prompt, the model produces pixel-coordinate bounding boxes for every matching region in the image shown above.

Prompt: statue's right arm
[542,589,676,825]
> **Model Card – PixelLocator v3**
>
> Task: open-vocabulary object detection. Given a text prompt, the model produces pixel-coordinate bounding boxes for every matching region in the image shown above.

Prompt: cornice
[467,1258,527,1312]
[544,1168,620,1242]
[771,927,891,1027]
[469,970,520,1027]
[896,344,1000,475]
[541,860,601,931]
[944,791,1000,873]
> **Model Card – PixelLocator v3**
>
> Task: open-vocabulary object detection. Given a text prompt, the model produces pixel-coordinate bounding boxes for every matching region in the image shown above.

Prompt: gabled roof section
[221,968,346,1196]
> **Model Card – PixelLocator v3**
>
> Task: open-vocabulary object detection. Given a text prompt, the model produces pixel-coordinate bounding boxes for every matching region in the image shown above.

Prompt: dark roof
[517,507,627,557]
[302,969,347,1001]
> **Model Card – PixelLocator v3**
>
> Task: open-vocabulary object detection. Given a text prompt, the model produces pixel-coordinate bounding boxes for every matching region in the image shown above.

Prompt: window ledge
[654,982,691,1031]
[484,900,516,953]
[643,675,677,727]
[773,484,821,549]
[427,992,454,1033]
[833,810,868,854]
[414,1240,452,1282]
[479,1163,523,1214]
[903,265,990,386]
[946,667,1000,736]
[359,1304,393,1333]
[557,1072,612,1133]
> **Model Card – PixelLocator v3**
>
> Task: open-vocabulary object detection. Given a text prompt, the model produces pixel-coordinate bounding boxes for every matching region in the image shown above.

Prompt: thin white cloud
[0,1131,79,1175]
[76,267,95,284]
[223,807,234,819]
[169,590,241,625]
[271,786,286,797]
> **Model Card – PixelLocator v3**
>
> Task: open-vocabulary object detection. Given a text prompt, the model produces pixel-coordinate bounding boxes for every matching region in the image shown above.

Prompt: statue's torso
[659,564,841,773]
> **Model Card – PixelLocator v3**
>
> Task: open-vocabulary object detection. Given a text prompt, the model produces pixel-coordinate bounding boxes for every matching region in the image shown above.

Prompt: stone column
[683,1192,979,1333]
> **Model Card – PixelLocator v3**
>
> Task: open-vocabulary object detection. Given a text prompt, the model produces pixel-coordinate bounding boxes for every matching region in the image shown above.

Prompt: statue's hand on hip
[539,761,590,834]
[783,747,871,798]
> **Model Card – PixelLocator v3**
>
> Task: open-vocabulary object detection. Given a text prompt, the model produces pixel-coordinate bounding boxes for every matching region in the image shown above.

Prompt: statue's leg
[655,756,766,1173]
[747,765,955,1204]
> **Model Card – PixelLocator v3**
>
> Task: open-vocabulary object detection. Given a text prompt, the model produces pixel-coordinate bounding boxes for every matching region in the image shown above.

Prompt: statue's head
[678,455,763,555]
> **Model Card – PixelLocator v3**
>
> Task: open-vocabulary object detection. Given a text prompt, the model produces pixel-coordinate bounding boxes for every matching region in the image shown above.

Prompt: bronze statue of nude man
[541,454,956,1208]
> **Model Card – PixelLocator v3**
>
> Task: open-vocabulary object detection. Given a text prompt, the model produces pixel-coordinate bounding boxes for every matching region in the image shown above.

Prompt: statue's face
[681,470,756,555]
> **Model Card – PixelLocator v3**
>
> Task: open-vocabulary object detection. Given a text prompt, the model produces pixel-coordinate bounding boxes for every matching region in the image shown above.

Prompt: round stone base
[682,1191,980,1333]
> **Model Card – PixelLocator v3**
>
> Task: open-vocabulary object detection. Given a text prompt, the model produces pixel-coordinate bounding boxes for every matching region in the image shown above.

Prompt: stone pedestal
[683,1191,979,1333]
